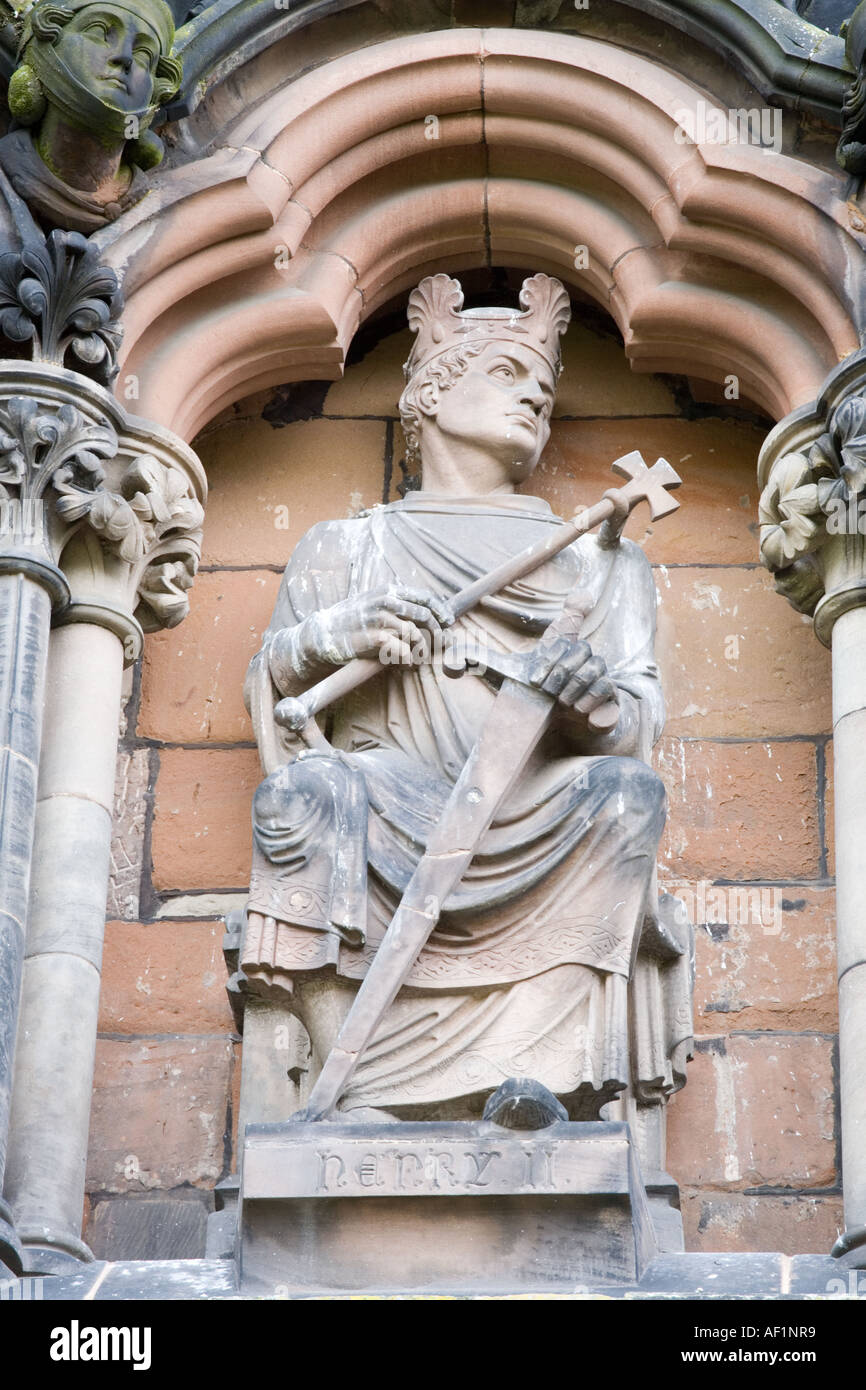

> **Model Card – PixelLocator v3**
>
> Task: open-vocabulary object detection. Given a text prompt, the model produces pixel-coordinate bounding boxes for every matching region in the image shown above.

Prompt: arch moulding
[91,26,865,442]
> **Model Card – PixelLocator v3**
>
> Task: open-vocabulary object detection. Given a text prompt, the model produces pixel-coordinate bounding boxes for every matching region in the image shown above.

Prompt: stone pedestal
[238,1119,658,1295]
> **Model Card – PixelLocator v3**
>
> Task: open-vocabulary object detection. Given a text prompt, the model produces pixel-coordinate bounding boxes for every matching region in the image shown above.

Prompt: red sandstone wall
[83,317,840,1259]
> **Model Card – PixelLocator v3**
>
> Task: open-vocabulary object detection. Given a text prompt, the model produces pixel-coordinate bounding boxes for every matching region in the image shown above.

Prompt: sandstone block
[680,1190,843,1256]
[656,566,831,738]
[99,921,234,1035]
[87,1037,232,1193]
[689,887,837,1033]
[86,1193,210,1261]
[198,417,388,566]
[150,748,261,892]
[666,1035,836,1191]
[655,737,821,881]
[139,570,281,743]
[537,418,764,564]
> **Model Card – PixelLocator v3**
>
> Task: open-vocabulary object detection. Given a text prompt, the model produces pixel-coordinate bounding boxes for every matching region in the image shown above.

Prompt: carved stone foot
[482,1077,568,1130]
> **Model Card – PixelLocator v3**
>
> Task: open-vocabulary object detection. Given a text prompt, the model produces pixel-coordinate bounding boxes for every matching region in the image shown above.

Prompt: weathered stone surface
[230,1040,242,1171]
[666,1036,837,1191]
[150,748,260,892]
[107,749,151,921]
[536,418,764,565]
[323,330,411,417]
[690,888,837,1033]
[99,922,234,1034]
[656,737,822,881]
[154,893,247,919]
[198,419,388,566]
[552,325,678,417]
[87,1037,232,1193]
[139,570,281,743]
[86,1193,210,1262]
[680,1190,843,1257]
[656,567,832,738]
[33,1258,239,1300]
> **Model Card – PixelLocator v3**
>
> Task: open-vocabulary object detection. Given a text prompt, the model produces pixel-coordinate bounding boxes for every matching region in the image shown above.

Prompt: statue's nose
[109,36,135,72]
[520,380,546,414]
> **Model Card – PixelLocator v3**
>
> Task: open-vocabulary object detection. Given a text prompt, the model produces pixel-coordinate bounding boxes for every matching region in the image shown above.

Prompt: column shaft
[0,571,54,1274]
[831,604,866,1232]
[3,620,124,1273]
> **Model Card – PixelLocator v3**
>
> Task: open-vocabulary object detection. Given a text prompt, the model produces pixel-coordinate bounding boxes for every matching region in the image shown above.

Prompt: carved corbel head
[7,0,182,184]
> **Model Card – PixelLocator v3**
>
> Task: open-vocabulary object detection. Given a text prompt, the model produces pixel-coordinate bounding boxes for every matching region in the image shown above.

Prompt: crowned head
[398,273,571,488]
[403,272,571,384]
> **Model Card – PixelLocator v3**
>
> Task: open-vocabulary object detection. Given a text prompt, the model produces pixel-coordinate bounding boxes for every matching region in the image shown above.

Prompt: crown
[403,273,571,382]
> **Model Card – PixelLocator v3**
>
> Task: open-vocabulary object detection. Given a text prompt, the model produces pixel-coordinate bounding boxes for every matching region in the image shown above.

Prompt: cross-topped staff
[283,449,682,1121]
[274,450,680,748]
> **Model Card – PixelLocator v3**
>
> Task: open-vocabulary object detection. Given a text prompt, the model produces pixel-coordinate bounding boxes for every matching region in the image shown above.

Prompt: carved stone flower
[830,395,866,496]
[758,452,823,569]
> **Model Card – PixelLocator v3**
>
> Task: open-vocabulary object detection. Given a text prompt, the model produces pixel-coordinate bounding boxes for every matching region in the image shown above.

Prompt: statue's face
[429,339,556,482]
[53,5,163,112]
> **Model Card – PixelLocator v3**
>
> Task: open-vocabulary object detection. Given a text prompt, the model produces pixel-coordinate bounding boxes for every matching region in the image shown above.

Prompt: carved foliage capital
[70,450,204,632]
[0,365,204,637]
[758,348,866,645]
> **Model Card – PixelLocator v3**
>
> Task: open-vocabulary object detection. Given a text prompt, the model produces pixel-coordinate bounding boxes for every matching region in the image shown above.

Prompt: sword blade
[301,677,556,1118]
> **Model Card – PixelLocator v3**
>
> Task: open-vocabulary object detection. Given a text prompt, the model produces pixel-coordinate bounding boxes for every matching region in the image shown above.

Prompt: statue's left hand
[527,635,618,714]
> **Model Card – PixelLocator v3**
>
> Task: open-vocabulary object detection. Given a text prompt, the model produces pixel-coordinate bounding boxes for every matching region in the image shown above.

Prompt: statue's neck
[36,108,129,198]
[419,441,517,498]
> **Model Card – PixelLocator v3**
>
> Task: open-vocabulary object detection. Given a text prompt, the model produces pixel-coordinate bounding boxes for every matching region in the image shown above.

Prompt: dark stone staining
[261,381,331,427]
[87,1191,211,1261]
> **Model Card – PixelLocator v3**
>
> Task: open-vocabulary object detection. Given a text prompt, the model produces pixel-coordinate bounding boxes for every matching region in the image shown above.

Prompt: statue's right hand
[298,587,453,665]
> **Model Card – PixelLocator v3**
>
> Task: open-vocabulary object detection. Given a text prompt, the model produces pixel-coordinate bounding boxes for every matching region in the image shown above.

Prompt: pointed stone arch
[95,26,864,439]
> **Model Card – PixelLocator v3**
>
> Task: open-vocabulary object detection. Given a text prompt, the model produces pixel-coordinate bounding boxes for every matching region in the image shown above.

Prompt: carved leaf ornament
[0,396,115,504]
[0,229,122,383]
[758,451,823,569]
[759,388,866,614]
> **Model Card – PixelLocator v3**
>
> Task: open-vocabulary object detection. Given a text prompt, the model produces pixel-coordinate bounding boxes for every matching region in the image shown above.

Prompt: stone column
[0,376,205,1275]
[0,536,68,1275]
[0,355,204,1273]
[758,347,866,1260]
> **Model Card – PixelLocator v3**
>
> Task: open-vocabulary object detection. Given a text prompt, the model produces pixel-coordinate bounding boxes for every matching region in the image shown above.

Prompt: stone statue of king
[242,273,691,1127]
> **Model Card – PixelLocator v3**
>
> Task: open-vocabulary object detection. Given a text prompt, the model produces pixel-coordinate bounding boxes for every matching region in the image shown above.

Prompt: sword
[285,453,682,1120]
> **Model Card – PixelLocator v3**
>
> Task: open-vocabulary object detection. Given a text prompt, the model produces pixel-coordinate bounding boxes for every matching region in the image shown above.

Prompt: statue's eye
[133,41,157,66]
[84,20,112,39]
[490,364,514,381]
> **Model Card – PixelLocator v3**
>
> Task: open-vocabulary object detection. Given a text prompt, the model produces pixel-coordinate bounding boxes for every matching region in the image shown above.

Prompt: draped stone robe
[241,493,689,1118]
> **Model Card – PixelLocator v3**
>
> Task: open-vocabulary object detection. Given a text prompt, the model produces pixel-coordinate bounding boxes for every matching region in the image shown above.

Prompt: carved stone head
[8,0,182,171]
[398,273,571,481]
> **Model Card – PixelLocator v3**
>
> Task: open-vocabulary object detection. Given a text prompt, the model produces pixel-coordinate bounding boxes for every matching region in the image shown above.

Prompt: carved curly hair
[398,341,487,467]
